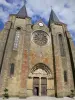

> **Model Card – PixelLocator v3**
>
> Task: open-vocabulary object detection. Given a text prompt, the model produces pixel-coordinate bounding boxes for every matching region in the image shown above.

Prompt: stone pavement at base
[0,96,75,100]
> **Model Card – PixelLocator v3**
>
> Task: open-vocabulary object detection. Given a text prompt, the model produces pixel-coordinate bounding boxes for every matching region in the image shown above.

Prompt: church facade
[0,5,75,97]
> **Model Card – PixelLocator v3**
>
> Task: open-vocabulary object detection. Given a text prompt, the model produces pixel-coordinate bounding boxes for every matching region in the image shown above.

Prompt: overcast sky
[0,0,75,44]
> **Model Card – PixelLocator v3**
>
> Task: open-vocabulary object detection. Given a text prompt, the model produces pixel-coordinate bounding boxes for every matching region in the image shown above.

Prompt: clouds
[0,0,23,23]
[0,0,11,7]
[0,0,75,43]
[27,0,75,29]
[0,6,9,22]
[0,19,4,29]
[27,0,75,42]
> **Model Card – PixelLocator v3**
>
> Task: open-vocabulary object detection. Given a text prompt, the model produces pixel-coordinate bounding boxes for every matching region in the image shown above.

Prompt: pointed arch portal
[29,63,52,77]
[27,63,55,96]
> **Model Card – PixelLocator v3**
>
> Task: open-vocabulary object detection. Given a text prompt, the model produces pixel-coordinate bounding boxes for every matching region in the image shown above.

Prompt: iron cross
[23,0,26,6]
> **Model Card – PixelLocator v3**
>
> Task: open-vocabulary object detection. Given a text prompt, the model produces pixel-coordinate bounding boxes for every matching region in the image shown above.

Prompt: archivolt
[30,63,51,75]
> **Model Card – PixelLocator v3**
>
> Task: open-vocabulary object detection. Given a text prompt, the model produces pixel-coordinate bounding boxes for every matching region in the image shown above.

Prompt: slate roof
[48,9,60,26]
[16,5,28,18]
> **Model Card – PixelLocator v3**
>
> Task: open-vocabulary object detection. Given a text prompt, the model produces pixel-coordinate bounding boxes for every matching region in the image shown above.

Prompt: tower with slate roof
[0,2,75,98]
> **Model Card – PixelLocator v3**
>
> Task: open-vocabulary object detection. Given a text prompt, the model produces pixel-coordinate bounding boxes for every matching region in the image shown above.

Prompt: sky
[0,0,75,44]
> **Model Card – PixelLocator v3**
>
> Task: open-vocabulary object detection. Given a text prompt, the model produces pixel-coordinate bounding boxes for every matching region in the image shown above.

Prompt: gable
[32,20,49,32]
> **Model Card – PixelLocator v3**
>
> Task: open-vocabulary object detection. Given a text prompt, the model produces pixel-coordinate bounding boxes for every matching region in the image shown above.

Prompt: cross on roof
[50,6,53,10]
[23,0,26,6]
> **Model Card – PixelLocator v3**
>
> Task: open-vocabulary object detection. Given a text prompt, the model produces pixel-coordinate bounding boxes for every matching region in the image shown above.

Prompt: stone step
[0,96,75,100]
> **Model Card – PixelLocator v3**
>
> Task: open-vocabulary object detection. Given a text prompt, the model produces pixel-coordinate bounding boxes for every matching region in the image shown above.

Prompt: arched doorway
[32,69,48,96]
[27,63,54,96]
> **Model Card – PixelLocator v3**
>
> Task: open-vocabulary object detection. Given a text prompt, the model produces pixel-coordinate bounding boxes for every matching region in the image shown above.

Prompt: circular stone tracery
[33,30,48,46]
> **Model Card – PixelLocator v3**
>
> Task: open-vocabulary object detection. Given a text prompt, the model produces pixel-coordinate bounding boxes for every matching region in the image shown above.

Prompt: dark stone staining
[66,34,75,87]
[0,22,12,74]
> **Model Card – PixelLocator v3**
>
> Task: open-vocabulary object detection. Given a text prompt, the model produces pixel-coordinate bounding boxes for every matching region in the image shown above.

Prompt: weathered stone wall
[0,17,32,97]
[26,21,55,96]
[50,23,64,97]
[0,21,12,95]
[0,15,75,98]
[50,23,74,97]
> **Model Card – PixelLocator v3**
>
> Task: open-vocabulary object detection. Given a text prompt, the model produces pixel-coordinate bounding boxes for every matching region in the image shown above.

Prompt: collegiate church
[0,3,75,98]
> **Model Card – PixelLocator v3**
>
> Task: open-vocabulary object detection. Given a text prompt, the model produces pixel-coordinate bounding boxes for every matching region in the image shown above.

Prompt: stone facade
[0,7,75,98]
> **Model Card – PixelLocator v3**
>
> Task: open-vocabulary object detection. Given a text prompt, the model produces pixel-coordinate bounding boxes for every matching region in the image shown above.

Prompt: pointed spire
[24,0,26,7]
[16,0,28,18]
[48,8,60,26]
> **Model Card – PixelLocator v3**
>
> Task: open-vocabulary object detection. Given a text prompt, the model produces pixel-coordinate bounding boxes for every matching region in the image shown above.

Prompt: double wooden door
[33,77,47,96]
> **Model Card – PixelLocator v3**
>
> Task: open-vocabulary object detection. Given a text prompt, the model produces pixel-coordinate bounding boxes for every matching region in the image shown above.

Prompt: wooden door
[41,77,47,96]
[33,77,39,96]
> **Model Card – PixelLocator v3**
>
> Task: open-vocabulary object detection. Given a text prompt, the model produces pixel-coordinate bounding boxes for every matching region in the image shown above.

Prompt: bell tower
[8,2,32,97]
[48,9,75,97]
[0,1,32,97]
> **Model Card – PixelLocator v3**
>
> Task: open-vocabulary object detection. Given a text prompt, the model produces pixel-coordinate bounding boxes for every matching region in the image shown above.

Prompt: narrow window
[59,34,65,56]
[13,27,21,50]
[10,63,14,75]
[64,71,67,82]
[0,64,1,74]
